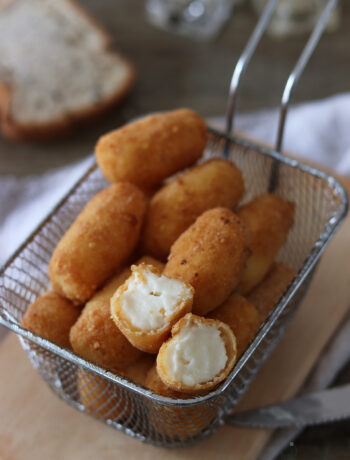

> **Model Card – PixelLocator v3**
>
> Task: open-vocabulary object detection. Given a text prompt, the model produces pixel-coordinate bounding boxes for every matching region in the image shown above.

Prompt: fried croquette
[135,255,165,273]
[164,207,251,315]
[144,364,188,398]
[110,263,194,353]
[156,313,237,394]
[209,293,260,358]
[237,194,294,295]
[144,364,214,440]
[20,291,80,349]
[77,368,127,420]
[49,183,147,305]
[119,354,155,384]
[248,262,295,321]
[69,256,164,371]
[95,109,207,189]
[70,267,143,371]
[77,341,154,421]
[78,356,154,419]
[141,158,245,260]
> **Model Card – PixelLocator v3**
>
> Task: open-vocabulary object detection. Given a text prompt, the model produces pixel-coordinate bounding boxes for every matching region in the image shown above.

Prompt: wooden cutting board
[0,173,349,460]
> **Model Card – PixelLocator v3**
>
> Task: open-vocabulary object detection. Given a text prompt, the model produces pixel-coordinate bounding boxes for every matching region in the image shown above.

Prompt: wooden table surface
[0,1,349,458]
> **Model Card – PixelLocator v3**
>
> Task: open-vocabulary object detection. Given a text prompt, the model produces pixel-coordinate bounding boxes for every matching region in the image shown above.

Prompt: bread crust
[0,58,135,142]
[0,0,135,141]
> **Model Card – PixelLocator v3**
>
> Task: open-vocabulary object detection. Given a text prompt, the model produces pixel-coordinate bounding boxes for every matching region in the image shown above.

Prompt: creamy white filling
[119,266,192,332]
[164,323,227,386]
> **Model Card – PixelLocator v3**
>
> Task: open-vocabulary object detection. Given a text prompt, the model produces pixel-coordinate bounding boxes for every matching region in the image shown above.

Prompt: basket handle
[225,0,278,152]
[275,0,340,154]
[269,0,340,190]
[225,0,339,165]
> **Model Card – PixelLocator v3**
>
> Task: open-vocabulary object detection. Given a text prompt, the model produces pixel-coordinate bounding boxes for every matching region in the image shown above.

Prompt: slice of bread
[0,0,135,141]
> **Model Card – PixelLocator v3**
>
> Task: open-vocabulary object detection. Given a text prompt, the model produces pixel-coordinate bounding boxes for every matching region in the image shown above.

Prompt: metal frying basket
[0,0,347,448]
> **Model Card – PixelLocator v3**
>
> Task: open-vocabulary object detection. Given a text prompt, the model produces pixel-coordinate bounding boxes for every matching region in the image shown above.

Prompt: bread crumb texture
[0,0,133,130]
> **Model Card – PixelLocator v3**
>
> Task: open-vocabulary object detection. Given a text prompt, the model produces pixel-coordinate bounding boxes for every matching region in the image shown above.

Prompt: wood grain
[0,177,349,460]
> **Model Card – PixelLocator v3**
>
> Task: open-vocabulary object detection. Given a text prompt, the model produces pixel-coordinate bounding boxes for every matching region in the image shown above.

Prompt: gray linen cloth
[1,93,349,458]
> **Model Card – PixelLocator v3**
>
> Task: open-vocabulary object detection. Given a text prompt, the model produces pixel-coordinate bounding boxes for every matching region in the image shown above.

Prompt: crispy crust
[144,364,189,398]
[248,262,295,321]
[77,368,127,420]
[69,257,163,371]
[0,0,135,142]
[209,293,260,358]
[77,358,158,422]
[118,354,155,384]
[20,290,80,349]
[164,207,251,315]
[110,263,194,353]
[136,256,164,273]
[95,108,207,189]
[69,266,143,371]
[237,194,295,295]
[78,358,155,421]
[144,364,214,440]
[141,158,245,261]
[49,183,146,304]
[157,313,237,394]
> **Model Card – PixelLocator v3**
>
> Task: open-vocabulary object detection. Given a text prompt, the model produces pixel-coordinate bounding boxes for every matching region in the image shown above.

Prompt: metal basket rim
[0,129,348,408]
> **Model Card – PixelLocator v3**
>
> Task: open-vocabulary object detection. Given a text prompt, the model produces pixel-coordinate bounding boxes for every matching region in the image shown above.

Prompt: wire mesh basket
[0,128,347,446]
[0,0,347,449]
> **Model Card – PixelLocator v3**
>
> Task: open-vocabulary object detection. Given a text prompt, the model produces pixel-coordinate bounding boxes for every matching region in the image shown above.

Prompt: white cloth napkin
[1,93,349,458]
[234,92,350,176]
[0,155,95,266]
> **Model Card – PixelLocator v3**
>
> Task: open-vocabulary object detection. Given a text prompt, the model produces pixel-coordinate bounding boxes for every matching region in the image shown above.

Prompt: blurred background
[0,0,349,176]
